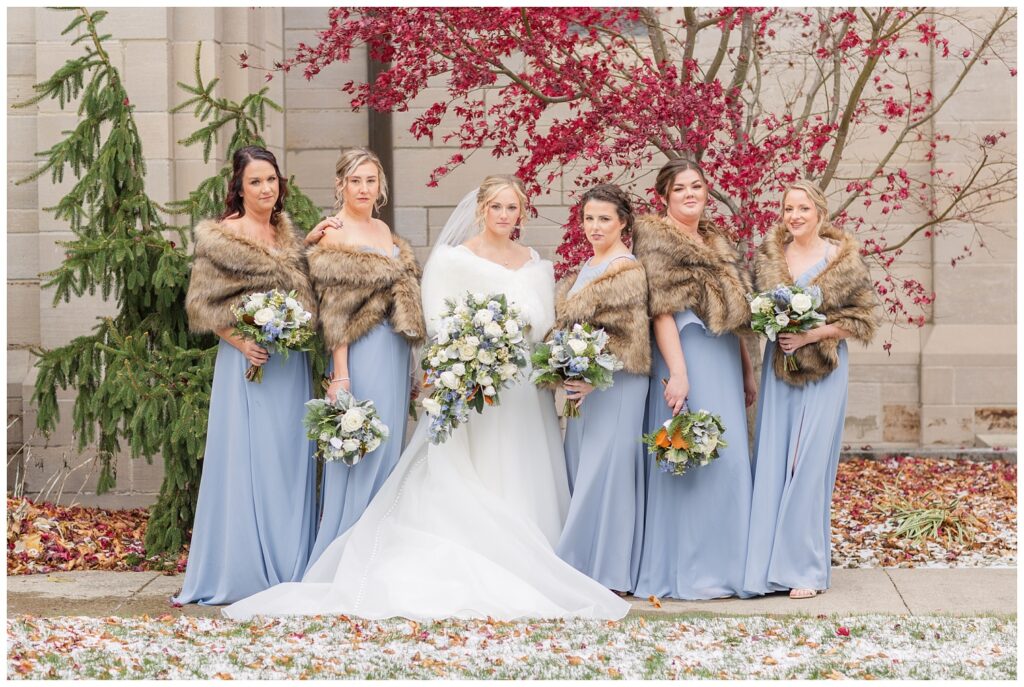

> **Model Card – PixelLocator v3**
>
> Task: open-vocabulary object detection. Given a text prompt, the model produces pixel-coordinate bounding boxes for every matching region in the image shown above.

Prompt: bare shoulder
[372,217,392,233]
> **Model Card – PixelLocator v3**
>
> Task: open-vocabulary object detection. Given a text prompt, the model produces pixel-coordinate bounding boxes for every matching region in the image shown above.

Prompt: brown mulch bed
[6,457,1016,575]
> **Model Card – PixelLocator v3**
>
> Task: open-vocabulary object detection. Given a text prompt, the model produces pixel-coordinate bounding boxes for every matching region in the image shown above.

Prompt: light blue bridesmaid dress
[743,252,848,594]
[173,340,317,605]
[305,244,413,572]
[633,310,754,600]
[555,256,649,592]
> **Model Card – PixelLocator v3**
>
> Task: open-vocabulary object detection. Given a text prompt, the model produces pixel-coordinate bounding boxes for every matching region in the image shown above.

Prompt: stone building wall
[6,7,1016,507]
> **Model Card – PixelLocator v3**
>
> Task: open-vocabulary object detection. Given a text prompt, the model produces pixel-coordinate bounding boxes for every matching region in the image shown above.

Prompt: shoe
[788,588,820,599]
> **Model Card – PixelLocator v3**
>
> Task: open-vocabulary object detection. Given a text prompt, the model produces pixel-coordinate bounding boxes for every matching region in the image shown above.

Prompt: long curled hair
[653,157,714,234]
[475,175,529,232]
[334,147,389,214]
[222,146,288,224]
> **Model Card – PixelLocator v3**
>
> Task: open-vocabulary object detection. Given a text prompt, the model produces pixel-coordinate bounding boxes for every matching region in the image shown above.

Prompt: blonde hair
[780,180,832,235]
[334,147,389,212]
[475,175,529,230]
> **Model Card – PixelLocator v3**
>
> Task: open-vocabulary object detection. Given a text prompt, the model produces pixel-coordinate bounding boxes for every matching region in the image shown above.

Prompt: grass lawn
[8,612,1016,679]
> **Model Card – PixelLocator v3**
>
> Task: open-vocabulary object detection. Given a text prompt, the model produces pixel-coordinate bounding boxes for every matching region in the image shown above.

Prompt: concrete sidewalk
[6,568,1016,619]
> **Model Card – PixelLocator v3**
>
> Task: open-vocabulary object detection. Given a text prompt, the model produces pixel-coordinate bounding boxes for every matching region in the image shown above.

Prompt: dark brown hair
[580,183,635,236]
[653,157,708,200]
[222,145,288,224]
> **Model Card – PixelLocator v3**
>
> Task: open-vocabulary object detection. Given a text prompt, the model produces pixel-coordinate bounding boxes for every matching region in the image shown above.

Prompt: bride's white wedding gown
[223,244,630,621]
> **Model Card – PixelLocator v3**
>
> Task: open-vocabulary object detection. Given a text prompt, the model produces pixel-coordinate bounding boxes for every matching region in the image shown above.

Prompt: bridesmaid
[176,145,317,605]
[303,147,426,571]
[743,181,878,599]
[631,158,758,600]
[553,184,650,594]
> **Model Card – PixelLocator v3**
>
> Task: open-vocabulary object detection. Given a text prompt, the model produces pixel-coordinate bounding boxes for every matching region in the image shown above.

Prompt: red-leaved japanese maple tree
[263,7,1016,341]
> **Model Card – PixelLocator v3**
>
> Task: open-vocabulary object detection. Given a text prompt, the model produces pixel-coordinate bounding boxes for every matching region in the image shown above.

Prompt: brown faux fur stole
[755,223,879,386]
[554,257,651,375]
[307,234,427,350]
[185,213,316,334]
[631,214,752,335]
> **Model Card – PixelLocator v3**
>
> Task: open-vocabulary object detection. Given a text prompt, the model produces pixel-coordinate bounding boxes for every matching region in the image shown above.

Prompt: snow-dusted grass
[7,613,1016,679]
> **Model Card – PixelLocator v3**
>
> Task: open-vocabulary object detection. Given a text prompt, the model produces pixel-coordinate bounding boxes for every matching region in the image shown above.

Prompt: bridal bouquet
[233,289,315,382]
[642,407,728,476]
[748,284,826,371]
[420,292,530,444]
[530,323,623,418]
[303,389,389,466]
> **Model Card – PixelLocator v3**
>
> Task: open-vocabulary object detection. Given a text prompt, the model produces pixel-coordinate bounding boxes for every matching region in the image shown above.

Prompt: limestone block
[920,404,975,446]
[128,454,167,493]
[883,404,920,443]
[285,110,366,150]
[39,294,119,349]
[22,398,81,448]
[8,233,40,280]
[280,35,364,89]
[847,364,918,384]
[8,44,35,76]
[933,221,1015,266]
[392,149,516,206]
[286,87,360,111]
[7,161,39,210]
[428,206,457,232]
[170,41,218,108]
[218,8,255,44]
[920,367,954,405]
[143,160,174,206]
[284,7,332,30]
[8,7,35,42]
[534,204,571,228]
[847,323,922,366]
[393,207,428,245]
[171,7,219,41]
[103,8,171,40]
[8,396,24,448]
[265,7,283,42]
[7,282,40,347]
[8,115,39,162]
[8,349,32,397]
[8,209,39,236]
[518,225,565,247]
[33,8,81,42]
[933,263,1015,324]
[7,76,37,110]
[921,324,1015,366]
[172,158,220,203]
[843,382,882,443]
[134,112,172,161]
[883,383,919,403]
[974,406,1016,433]
[953,366,1016,405]
[124,41,171,112]
[286,149,351,188]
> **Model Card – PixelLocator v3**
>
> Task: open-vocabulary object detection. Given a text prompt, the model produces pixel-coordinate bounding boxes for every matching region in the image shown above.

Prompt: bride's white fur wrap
[553,258,651,375]
[421,244,555,342]
[631,213,752,335]
[185,213,316,334]
[307,235,427,349]
[755,223,879,386]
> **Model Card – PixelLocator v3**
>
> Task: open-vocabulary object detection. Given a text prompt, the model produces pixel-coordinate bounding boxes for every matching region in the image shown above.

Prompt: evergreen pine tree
[18,8,323,555]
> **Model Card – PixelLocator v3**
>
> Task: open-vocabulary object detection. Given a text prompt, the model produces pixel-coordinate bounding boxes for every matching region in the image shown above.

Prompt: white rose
[473,309,494,326]
[472,292,486,303]
[498,363,519,380]
[567,338,588,355]
[774,313,790,327]
[342,438,361,453]
[284,297,298,309]
[465,335,480,347]
[248,293,266,308]
[749,296,766,314]
[253,307,276,326]
[430,356,442,367]
[452,362,466,376]
[478,374,494,386]
[484,321,504,338]
[365,437,381,453]
[551,344,565,358]
[329,437,343,449]
[422,398,442,416]
[477,350,496,365]
[440,370,460,389]
[445,345,459,360]
[454,303,470,316]
[504,320,520,336]
[790,293,812,313]
[436,328,451,345]
[458,343,478,361]
[483,385,496,396]
[341,407,367,433]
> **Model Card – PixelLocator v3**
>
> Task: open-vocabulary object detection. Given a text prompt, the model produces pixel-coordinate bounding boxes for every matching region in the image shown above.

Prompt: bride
[223,175,630,622]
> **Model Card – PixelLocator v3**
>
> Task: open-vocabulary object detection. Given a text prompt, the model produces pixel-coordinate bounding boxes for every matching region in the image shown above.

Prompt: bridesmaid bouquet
[303,389,389,466]
[420,292,530,444]
[529,323,623,418]
[642,408,728,476]
[233,289,315,383]
[748,284,826,371]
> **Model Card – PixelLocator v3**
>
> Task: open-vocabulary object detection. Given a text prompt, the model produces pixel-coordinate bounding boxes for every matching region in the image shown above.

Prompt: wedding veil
[428,188,480,264]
